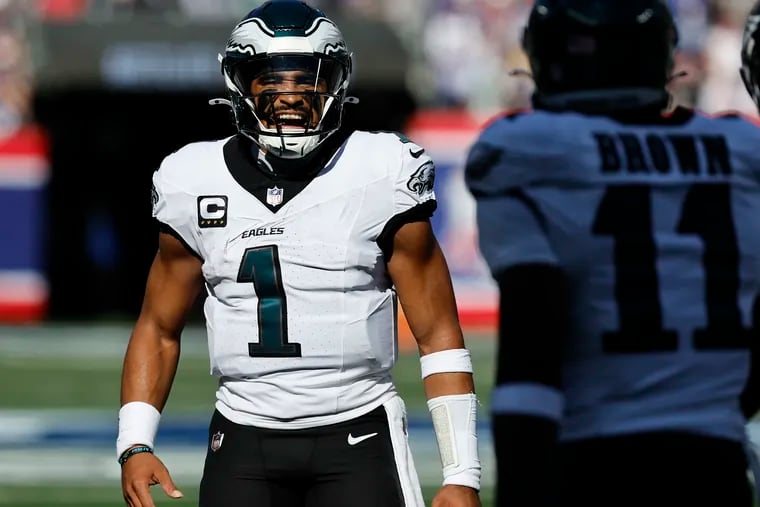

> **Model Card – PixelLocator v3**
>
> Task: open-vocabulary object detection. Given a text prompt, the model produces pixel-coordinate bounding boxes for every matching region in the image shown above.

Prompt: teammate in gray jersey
[115,2,481,507]
[466,1,760,506]
[740,0,760,424]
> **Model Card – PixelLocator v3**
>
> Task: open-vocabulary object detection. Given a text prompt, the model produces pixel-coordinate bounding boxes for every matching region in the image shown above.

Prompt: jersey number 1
[238,245,302,357]
[592,183,750,353]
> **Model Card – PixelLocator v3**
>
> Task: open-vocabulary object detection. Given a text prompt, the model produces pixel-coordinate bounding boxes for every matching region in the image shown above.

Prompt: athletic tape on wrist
[420,349,473,379]
[116,401,161,459]
[427,393,481,490]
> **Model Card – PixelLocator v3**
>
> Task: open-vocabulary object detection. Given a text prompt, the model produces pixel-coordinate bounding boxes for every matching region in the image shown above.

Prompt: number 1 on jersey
[238,245,302,357]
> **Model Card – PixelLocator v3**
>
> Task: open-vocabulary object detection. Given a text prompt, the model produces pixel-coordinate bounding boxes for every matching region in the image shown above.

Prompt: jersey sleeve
[377,135,438,255]
[475,192,558,275]
[464,112,569,196]
[465,136,558,275]
[151,155,203,259]
[392,138,437,216]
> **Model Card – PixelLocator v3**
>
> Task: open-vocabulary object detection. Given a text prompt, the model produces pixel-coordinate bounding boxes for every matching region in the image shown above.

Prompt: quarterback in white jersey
[153,129,436,428]
[467,1,760,506]
[116,2,481,507]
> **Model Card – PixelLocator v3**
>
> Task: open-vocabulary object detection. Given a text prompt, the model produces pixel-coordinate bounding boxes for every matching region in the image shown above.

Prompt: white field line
[0,431,496,488]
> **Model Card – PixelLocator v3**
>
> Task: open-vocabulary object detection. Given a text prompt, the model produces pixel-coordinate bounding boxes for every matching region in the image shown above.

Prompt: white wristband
[116,401,161,459]
[427,393,481,490]
[420,348,473,379]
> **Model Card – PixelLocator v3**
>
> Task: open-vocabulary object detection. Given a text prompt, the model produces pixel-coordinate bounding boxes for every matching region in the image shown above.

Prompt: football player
[743,1,760,119]
[116,2,481,507]
[466,1,760,506]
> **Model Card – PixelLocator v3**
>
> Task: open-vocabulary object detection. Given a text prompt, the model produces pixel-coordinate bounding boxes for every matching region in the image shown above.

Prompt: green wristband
[118,445,153,466]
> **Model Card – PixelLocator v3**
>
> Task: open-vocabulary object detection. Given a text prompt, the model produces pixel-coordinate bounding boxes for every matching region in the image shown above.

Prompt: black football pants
[198,401,422,507]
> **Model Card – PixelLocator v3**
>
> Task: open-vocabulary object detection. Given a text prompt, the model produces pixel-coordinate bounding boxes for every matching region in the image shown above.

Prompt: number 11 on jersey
[593,183,750,353]
[237,245,302,357]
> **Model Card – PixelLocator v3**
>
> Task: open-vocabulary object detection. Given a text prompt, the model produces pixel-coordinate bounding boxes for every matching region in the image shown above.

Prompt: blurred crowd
[0,0,754,136]
[411,0,760,115]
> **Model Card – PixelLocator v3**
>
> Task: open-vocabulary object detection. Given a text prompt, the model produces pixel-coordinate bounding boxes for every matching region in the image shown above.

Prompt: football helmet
[741,1,760,113]
[219,1,353,159]
[521,0,678,112]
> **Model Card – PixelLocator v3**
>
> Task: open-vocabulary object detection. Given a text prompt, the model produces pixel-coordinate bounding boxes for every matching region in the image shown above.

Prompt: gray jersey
[152,131,436,429]
[466,108,760,442]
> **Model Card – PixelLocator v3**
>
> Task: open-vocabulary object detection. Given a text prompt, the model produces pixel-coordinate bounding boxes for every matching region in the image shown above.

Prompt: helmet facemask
[218,1,353,163]
[225,54,349,159]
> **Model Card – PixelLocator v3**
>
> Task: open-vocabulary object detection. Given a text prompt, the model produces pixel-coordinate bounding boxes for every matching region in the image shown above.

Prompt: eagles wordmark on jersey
[152,130,436,430]
[466,107,760,443]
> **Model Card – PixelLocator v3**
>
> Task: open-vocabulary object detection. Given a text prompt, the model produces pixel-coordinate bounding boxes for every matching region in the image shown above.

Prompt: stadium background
[0,0,759,505]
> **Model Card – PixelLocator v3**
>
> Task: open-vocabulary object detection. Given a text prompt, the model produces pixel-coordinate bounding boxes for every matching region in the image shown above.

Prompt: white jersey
[466,107,760,443]
[151,131,436,429]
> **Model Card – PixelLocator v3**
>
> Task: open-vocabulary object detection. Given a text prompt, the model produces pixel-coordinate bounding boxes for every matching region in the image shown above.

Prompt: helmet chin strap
[249,131,344,181]
[260,134,320,159]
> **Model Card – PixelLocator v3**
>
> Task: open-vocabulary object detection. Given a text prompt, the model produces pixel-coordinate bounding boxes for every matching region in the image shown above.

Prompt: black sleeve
[156,219,203,261]
[376,200,437,259]
[492,262,568,507]
[741,294,760,419]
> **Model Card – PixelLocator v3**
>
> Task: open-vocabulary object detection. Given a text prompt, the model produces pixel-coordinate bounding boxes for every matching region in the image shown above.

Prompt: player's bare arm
[119,231,204,507]
[387,220,473,396]
[387,220,481,507]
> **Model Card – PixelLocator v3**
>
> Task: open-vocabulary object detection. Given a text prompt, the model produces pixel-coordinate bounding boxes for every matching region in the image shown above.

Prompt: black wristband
[118,445,153,466]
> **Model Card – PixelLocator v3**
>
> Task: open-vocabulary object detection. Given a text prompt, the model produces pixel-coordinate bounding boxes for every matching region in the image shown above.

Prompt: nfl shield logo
[266,186,283,207]
[210,431,224,452]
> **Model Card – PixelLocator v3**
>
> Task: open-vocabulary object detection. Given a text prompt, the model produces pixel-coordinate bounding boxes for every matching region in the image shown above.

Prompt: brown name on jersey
[593,133,732,176]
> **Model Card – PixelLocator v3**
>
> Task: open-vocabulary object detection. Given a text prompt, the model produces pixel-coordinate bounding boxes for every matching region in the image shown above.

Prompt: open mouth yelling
[273,110,311,131]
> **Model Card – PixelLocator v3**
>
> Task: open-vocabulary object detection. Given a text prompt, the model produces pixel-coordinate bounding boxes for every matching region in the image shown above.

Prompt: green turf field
[0,329,496,414]
[0,324,497,507]
[0,484,495,506]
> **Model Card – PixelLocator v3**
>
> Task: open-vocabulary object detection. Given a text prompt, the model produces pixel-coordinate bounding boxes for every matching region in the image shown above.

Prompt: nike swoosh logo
[347,432,378,445]
[410,148,425,158]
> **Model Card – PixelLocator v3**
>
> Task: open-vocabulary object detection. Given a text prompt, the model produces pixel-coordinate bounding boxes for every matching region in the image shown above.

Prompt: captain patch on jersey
[197,195,228,228]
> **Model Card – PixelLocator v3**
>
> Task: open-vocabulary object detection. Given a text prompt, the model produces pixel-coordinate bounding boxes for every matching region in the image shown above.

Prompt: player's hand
[431,484,481,507]
[121,452,183,507]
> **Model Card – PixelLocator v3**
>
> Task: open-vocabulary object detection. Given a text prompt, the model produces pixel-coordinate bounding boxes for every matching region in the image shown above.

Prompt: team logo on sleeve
[464,143,501,184]
[151,184,159,215]
[407,161,435,197]
[197,195,228,228]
